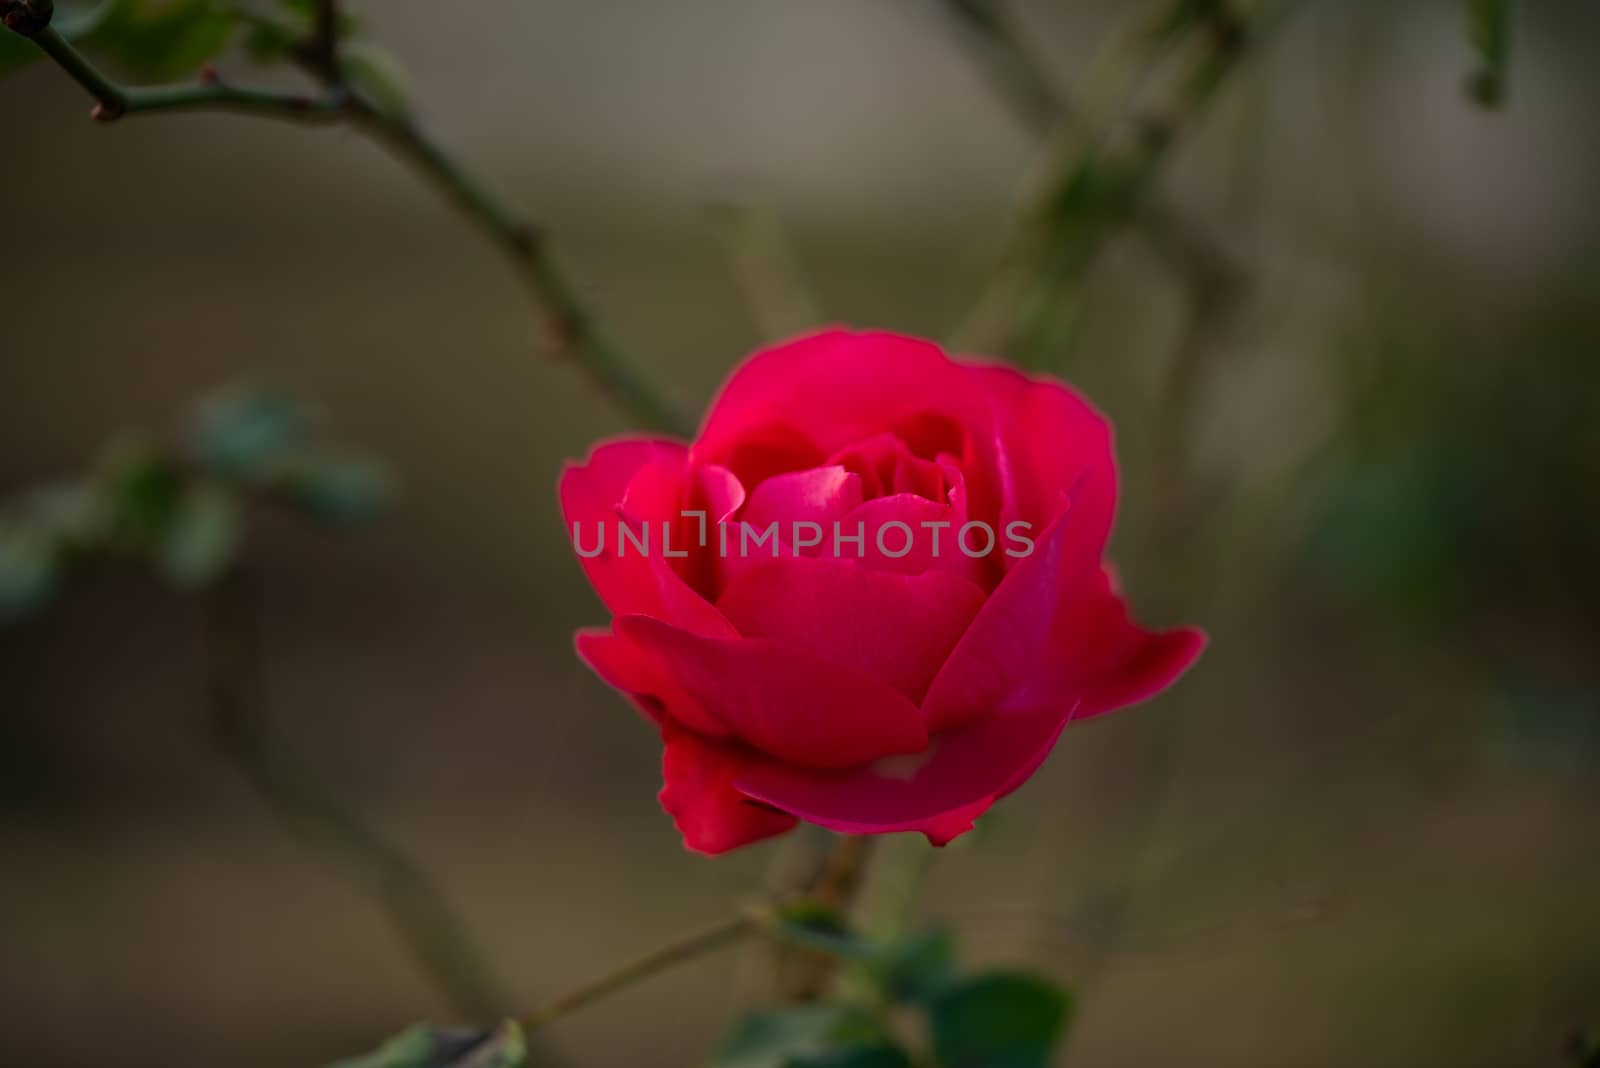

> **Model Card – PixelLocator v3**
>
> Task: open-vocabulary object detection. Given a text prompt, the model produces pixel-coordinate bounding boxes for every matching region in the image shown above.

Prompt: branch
[953,0,1289,365]
[520,914,755,1032]
[13,20,692,436]
[936,0,1238,290]
[204,568,514,1023]
[308,0,341,82]
[519,903,866,1034]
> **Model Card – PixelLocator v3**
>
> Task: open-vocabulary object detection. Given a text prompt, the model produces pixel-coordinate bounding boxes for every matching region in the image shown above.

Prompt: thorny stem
[203,568,513,1023]
[12,20,691,436]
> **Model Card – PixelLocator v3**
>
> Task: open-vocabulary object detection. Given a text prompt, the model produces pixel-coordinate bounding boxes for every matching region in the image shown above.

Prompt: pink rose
[561,329,1204,854]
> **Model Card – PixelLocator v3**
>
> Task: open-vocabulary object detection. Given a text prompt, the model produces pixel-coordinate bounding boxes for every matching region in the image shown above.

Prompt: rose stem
[12,13,690,436]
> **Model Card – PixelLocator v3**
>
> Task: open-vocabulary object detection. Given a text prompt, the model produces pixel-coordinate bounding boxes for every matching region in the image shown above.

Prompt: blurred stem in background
[709,201,822,342]
[5,2,691,437]
[951,0,1296,368]
[204,567,514,1023]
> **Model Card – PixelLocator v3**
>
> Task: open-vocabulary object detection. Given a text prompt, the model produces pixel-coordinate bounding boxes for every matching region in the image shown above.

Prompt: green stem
[203,568,513,1023]
[520,902,870,1034]
[521,914,755,1032]
[20,25,691,436]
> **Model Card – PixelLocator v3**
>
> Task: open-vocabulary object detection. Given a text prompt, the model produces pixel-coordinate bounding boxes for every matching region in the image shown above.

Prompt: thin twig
[203,568,514,1023]
[520,914,756,1032]
[952,0,1283,364]
[708,200,821,341]
[14,22,691,436]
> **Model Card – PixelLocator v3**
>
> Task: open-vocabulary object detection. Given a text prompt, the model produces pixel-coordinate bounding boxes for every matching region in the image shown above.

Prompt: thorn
[198,64,221,87]
[89,101,123,122]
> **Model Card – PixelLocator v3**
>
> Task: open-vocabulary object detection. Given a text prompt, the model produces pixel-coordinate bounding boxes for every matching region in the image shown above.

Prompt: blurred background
[2,1,1598,1065]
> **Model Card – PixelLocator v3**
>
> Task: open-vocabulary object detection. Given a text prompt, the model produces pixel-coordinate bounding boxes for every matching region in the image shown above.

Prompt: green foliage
[0,524,59,622]
[709,920,1072,1068]
[927,972,1073,1068]
[329,1021,526,1068]
[875,927,959,1005]
[157,480,241,587]
[340,40,410,115]
[711,1005,902,1068]
[193,384,313,482]
[81,0,237,80]
[288,453,393,525]
[1464,0,1512,107]
[0,384,390,622]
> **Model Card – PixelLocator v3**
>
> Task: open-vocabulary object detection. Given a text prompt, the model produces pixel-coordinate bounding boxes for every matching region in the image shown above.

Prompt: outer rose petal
[964,361,1118,570]
[716,557,986,704]
[921,503,1205,734]
[660,725,797,855]
[574,627,731,738]
[616,615,927,770]
[560,438,733,639]
[735,705,1071,844]
[696,330,973,461]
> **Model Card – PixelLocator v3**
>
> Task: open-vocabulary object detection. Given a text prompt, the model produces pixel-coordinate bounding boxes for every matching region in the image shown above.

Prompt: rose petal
[574,627,731,737]
[660,725,797,855]
[559,439,734,639]
[741,466,865,531]
[616,615,927,770]
[964,361,1117,570]
[921,505,1205,734]
[716,557,987,704]
[697,330,973,460]
[735,705,1070,844]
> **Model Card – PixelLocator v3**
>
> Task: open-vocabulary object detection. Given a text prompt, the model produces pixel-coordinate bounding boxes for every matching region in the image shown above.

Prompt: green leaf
[100,439,184,544]
[25,481,113,550]
[711,1005,889,1068]
[157,481,241,587]
[1463,0,1512,108]
[192,385,313,484]
[771,902,880,964]
[328,1021,526,1068]
[82,0,237,80]
[0,525,59,623]
[341,41,411,116]
[927,971,1073,1068]
[791,1046,912,1068]
[287,452,392,524]
[876,927,958,1005]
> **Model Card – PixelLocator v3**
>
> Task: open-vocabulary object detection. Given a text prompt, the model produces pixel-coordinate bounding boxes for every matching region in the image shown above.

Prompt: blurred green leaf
[193,385,312,484]
[329,1021,526,1068]
[790,1046,912,1068]
[0,526,59,622]
[771,902,879,964]
[100,438,184,544]
[711,1005,891,1068]
[1464,0,1512,107]
[877,927,958,1005]
[341,40,410,115]
[239,12,299,63]
[25,481,113,549]
[157,481,241,587]
[927,971,1073,1068]
[82,0,237,81]
[287,452,392,524]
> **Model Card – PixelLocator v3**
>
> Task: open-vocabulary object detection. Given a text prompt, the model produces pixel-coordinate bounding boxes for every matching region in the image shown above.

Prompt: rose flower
[561,330,1204,854]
